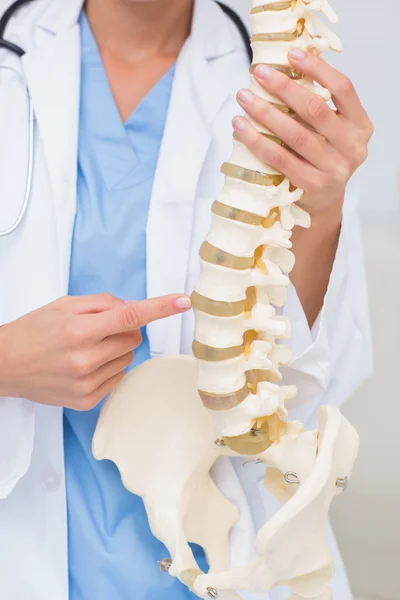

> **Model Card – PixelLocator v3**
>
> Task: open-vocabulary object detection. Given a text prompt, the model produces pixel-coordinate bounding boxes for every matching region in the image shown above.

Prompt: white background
[223,2,400,599]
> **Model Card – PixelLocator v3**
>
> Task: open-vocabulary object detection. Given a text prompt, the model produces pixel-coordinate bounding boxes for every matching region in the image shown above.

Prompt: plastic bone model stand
[93,1,360,598]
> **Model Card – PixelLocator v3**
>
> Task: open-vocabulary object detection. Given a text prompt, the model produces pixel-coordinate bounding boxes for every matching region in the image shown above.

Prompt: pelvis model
[93,2,359,598]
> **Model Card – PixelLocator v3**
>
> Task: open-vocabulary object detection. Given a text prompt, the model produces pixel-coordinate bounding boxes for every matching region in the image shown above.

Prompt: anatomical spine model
[93,2,359,599]
[193,0,343,451]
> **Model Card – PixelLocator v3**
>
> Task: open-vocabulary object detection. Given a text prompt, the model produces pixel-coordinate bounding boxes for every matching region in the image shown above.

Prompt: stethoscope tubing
[0,0,250,237]
[0,0,34,237]
[0,96,34,237]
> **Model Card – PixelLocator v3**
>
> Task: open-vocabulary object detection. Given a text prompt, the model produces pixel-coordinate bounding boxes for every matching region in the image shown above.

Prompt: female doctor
[0,0,373,598]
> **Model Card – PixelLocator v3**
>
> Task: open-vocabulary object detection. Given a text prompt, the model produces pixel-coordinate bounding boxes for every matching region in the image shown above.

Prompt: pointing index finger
[93,294,192,339]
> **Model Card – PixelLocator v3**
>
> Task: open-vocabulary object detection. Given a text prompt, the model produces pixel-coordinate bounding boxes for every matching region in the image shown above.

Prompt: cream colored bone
[219,176,304,216]
[194,405,359,599]
[93,356,239,581]
[210,380,296,438]
[93,356,359,599]
[195,259,290,307]
[192,0,348,481]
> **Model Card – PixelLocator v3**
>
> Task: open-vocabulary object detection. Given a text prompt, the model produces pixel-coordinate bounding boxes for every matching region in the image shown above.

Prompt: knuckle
[65,352,80,376]
[337,75,354,96]
[120,305,141,330]
[97,292,116,305]
[80,395,99,412]
[123,351,134,368]
[286,125,307,150]
[250,133,266,157]
[244,130,262,153]
[307,54,320,70]
[275,76,289,94]
[307,96,329,122]
[306,174,325,194]
[68,352,94,377]
[366,120,375,140]
[63,318,84,345]
[348,141,368,168]
[114,371,125,386]
[269,148,286,170]
[259,102,272,124]
[129,330,142,349]
[81,373,124,411]
[75,377,94,398]
[332,165,349,186]
[356,145,368,165]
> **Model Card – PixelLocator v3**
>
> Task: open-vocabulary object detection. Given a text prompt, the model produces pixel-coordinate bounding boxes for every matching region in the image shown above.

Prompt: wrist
[292,201,342,250]
[300,187,345,225]
[311,200,343,231]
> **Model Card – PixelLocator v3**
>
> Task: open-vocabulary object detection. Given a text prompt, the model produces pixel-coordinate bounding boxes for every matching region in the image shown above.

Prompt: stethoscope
[0,0,35,237]
[0,0,252,238]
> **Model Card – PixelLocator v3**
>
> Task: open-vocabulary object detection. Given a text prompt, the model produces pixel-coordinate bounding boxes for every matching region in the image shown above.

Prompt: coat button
[41,472,60,492]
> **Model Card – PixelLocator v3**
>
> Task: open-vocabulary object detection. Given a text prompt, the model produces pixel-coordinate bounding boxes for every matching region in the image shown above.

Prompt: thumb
[94,294,192,338]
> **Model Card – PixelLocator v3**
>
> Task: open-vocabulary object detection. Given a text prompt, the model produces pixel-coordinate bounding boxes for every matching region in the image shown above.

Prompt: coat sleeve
[0,398,35,499]
[282,178,373,428]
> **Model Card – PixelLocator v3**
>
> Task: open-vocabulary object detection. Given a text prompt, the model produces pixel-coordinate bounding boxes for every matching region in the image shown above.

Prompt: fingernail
[237,89,255,105]
[175,296,192,310]
[254,64,273,80]
[289,48,306,61]
[233,116,247,132]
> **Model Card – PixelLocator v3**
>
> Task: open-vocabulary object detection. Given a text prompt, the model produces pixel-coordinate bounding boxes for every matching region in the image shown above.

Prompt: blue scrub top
[64,14,206,600]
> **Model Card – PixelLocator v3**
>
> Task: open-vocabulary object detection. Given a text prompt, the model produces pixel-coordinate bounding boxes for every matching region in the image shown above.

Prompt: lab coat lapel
[22,24,81,292]
[146,36,229,356]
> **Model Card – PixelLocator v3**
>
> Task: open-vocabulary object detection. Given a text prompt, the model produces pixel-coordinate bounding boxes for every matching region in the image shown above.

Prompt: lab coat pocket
[0,397,35,499]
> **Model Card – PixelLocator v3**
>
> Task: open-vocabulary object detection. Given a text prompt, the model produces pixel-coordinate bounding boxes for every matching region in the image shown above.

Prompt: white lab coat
[0,0,372,598]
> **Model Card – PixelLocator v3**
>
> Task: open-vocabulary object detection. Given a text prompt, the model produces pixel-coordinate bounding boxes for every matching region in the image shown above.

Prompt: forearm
[290,202,343,328]
[0,327,12,397]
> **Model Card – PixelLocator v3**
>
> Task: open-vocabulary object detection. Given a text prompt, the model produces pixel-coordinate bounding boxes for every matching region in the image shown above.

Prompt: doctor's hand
[233,50,374,217]
[0,293,191,410]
